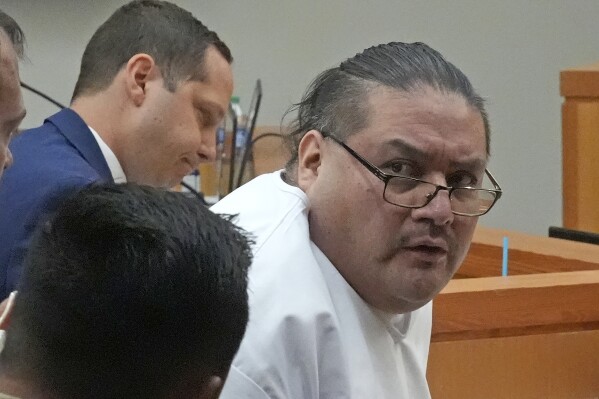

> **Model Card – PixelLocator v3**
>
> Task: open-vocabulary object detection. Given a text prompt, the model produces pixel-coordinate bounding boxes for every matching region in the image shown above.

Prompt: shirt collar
[88,126,127,184]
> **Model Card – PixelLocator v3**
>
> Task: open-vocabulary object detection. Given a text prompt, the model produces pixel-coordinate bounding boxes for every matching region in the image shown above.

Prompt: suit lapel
[46,108,114,182]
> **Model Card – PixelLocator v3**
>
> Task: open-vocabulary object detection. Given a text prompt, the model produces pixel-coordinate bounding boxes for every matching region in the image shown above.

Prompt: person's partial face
[301,86,487,314]
[124,46,233,188]
[0,32,26,180]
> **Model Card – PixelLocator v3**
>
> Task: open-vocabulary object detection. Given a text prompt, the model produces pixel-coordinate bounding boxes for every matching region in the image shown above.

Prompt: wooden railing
[428,226,599,398]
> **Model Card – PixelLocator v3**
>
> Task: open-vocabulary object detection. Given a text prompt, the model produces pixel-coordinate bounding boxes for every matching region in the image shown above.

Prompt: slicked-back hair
[1,184,252,399]
[0,9,25,58]
[283,42,490,171]
[71,0,232,100]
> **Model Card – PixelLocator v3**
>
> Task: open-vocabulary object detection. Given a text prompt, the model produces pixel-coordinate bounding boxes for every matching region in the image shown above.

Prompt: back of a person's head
[0,183,251,399]
[71,0,232,100]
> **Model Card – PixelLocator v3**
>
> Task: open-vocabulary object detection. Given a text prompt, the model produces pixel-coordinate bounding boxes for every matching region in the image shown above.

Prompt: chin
[403,280,445,307]
[382,296,431,314]
[160,175,183,189]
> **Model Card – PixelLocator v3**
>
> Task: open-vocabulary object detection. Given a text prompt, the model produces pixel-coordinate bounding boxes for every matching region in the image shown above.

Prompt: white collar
[88,126,127,183]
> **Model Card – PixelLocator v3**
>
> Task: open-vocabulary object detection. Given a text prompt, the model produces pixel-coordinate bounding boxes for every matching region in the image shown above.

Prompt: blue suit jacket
[0,108,113,298]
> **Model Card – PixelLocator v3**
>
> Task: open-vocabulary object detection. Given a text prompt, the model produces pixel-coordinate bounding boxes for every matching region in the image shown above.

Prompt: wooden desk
[428,226,599,398]
[458,226,599,278]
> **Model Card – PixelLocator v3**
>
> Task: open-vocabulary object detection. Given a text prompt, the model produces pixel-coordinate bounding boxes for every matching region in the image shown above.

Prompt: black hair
[284,41,490,170]
[72,0,232,99]
[1,183,252,399]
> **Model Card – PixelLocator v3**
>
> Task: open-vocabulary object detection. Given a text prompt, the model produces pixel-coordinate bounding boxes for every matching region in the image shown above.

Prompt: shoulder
[220,366,274,399]
[224,247,346,398]
[224,303,344,399]
[8,123,102,185]
[0,170,95,244]
[213,171,309,252]
[0,168,97,292]
[0,158,98,252]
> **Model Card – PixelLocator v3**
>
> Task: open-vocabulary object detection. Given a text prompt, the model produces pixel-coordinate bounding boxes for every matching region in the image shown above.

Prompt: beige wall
[4,0,599,235]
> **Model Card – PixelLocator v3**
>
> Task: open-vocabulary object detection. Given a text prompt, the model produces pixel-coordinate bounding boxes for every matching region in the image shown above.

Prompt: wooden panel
[560,61,599,97]
[562,100,599,231]
[428,330,599,399]
[432,270,599,341]
[430,226,599,398]
[561,61,599,232]
[457,226,599,278]
[562,98,581,228]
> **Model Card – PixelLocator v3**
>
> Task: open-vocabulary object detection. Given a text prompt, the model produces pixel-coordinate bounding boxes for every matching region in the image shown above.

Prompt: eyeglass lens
[384,177,496,215]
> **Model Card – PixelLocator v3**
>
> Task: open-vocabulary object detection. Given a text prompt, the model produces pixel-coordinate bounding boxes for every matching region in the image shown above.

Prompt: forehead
[181,46,233,116]
[349,86,487,167]
[0,32,24,122]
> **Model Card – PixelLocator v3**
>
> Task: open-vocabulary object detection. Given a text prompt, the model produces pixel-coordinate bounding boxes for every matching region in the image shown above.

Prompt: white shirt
[89,126,126,183]
[213,171,432,399]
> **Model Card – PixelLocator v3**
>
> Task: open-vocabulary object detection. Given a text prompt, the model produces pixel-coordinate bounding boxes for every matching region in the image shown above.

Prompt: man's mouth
[408,245,448,255]
[403,239,449,263]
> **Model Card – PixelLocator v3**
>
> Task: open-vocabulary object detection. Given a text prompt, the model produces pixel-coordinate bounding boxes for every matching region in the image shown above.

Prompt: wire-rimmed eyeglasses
[324,134,502,217]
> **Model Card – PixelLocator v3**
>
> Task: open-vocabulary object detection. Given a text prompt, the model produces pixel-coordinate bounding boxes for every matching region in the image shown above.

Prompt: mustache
[400,224,451,245]
[377,225,454,263]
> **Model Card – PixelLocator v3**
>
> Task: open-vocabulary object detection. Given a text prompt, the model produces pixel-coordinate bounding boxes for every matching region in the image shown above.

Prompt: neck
[70,91,123,155]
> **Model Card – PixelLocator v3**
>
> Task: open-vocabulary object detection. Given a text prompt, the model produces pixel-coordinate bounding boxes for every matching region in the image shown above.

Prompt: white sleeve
[221,365,272,399]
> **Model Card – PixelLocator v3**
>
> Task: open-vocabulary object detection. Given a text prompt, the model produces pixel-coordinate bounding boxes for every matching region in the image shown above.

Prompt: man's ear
[124,53,159,107]
[0,291,17,330]
[297,130,325,192]
[197,376,223,399]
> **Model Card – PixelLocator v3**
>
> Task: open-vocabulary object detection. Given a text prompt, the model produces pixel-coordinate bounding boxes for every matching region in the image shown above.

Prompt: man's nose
[198,129,218,163]
[411,188,454,226]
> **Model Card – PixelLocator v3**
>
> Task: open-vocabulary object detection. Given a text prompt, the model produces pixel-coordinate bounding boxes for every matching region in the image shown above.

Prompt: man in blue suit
[0,0,234,299]
[0,10,26,180]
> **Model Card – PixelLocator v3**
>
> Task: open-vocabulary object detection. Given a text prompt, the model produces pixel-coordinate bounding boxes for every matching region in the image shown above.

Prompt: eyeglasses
[324,134,502,217]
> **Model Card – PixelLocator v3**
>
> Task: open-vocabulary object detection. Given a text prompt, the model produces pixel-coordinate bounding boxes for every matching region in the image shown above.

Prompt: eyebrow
[382,137,487,171]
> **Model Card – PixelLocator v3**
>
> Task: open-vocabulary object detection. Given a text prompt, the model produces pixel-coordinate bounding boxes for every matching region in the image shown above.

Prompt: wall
[4,0,599,235]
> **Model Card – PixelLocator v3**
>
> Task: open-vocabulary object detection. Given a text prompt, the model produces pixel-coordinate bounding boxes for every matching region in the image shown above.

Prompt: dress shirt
[89,126,126,183]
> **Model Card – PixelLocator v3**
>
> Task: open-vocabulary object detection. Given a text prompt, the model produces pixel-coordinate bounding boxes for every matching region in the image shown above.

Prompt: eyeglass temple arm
[485,169,502,194]
[324,135,389,182]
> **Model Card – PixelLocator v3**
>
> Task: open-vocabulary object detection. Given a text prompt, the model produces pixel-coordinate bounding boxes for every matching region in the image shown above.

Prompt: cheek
[450,217,478,260]
[455,217,478,242]
[352,195,409,251]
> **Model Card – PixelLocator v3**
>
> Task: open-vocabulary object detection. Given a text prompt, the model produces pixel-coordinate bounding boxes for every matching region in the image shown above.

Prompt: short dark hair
[0,9,25,58]
[1,184,252,399]
[284,42,490,170]
[72,0,232,100]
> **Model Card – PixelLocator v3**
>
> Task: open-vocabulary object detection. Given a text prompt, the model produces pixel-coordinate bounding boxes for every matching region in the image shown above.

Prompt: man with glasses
[213,41,502,398]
